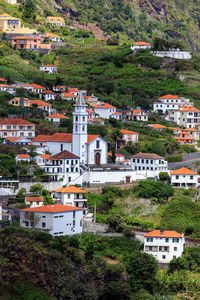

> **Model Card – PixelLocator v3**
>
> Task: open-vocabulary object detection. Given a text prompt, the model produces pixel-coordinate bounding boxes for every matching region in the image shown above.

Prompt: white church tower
[72,92,88,164]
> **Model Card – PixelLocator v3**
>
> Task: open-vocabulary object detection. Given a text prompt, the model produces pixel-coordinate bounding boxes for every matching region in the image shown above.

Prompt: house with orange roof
[118,129,139,149]
[153,94,192,113]
[51,186,87,208]
[12,36,51,54]
[174,128,199,146]
[131,41,151,52]
[108,152,125,163]
[144,230,185,263]
[83,94,99,107]
[40,90,56,101]
[94,102,116,119]
[170,167,198,187]
[0,119,35,139]
[30,99,55,115]
[111,111,123,120]
[20,204,85,236]
[147,124,166,131]
[166,105,200,128]
[6,136,31,145]
[45,113,68,124]
[0,84,16,94]
[40,64,58,74]
[8,97,30,108]
[25,196,44,208]
[41,32,60,42]
[61,92,78,101]
[88,118,105,126]
[16,154,30,163]
[68,88,80,96]
[46,16,65,26]
[125,109,148,121]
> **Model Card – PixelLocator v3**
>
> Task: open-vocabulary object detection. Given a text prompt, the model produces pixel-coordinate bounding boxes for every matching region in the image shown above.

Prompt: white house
[20,204,84,236]
[144,230,185,263]
[6,136,31,145]
[111,111,123,120]
[25,196,44,207]
[0,84,16,94]
[0,119,35,138]
[30,99,55,115]
[51,186,87,208]
[153,94,192,114]
[131,41,151,52]
[16,154,30,163]
[147,124,166,131]
[45,113,68,124]
[16,83,46,94]
[32,93,108,166]
[94,103,116,119]
[40,90,56,101]
[170,167,198,188]
[166,105,200,128]
[39,65,58,74]
[125,109,148,122]
[131,153,168,176]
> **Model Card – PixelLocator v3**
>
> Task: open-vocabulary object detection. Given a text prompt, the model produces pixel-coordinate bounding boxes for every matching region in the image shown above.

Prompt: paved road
[169,157,200,170]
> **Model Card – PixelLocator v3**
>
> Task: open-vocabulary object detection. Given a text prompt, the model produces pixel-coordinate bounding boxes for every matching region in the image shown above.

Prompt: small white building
[0,119,35,139]
[152,49,191,60]
[40,90,56,101]
[144,230,185,263]
[94,103,116,119]
[51,186,87,208]
[131,41,151,52]
[30,99,54,115]
[0,84,16,94]
[25,196,44,207]
[16,154,30,163]
[20,204,84,236]
[170,167,198,188]
[131,153,168,176]
[111,111,123,120]
[45,113,68,124]
[39,65,58,74]
[166,105,200,129]
[125,109,148,122]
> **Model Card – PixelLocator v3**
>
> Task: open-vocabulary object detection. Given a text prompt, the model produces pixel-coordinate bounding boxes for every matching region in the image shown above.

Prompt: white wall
[152,51,191,60]
[171,174,198,187]
[87,137,107,165]
[94,108,116,119]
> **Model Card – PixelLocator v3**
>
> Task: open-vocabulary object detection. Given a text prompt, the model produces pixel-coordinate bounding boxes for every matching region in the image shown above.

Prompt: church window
[76,116,78,122]
[82,125,85,131]
[75,125,78,131]
[60,144,63,151]
[83,116,85,121]
[96,140,100,148]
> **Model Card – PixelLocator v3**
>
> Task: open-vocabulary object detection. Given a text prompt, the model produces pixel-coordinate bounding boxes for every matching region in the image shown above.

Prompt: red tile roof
[170,167,197,175]
[21,204,83,213]
[44,64,56,67]
[144,230,183,238]
[32,133,72,143]
[6,137,22,142]
[132,152,164,159]
[112,112,123,115]
[39,154,51,159]
[133,42,150,46]
[180,106,200,112]
[68,88,80,92]
[87,134,99,144]
[160,94,179,99]
[46,113,68,119]
[0,119,34,125]
[120,129,138,135]
[51,150,79,159]
[95,103,116,109]
[32,135,52,142]
[63,93,77,97]
[42,90,55,94]
[53,186,87,193]
[30,100,52,106]
[25,196,43,202]
[17,154,30,159]
[148,124,166,129]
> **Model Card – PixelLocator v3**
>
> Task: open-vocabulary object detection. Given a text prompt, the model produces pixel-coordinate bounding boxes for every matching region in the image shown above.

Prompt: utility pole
[94,203,96,223]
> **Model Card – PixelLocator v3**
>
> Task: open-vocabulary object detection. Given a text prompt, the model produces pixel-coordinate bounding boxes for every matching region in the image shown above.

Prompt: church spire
[74,92,86,106]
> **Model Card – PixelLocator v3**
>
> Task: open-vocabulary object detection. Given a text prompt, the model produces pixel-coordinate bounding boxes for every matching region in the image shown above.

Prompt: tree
[42,189,54,205]
[30,184,43,195]
[159,172,170,181]
[22,0,36,22]
[111,148,116,163]
[99,282,131,300]
[126,251,158,292]
[16,188,26,203]
[168,257,189,273]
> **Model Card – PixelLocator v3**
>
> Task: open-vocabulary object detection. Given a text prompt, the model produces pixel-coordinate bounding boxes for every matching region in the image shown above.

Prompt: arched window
[75,116,78,122]
[83,116,85,122]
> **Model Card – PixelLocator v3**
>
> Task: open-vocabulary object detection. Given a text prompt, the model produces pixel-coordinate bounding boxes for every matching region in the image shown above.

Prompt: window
[76,167,78,172]
[83,116,85,122]
[132,158,135,163]
[42,216,46,218]
[173,238,179,243]
[146,160,149,164]
[165,238,169,243]
[141,159,144,163]
[137,159,140,163]
[71,167,74,172]
[42,222,46,228]
[190,176,193,180]
[73,211,76,219]
[68,194,70,199]
[75,116,78,122]
[75,160,78,164]
[176,175,179,179]
[60,144,63,151]
[25,221,29,227]
[66,168,69,172]
[150,160,153,164]
[96,140,100,148]
[147,238,153,242]
[174,247,177,251]
[59,215,63,218]
[69,177,71,182]
[82,125,85,131]
[162,255,166,259]
[73,220,75,227]
[66,160,69,164]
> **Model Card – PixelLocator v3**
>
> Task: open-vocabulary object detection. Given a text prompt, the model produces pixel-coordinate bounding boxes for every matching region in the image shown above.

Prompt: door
[95,152,101,165]
[126,176,131,183]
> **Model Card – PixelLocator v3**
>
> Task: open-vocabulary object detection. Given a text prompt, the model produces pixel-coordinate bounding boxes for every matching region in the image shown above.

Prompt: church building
[32,93,108,166]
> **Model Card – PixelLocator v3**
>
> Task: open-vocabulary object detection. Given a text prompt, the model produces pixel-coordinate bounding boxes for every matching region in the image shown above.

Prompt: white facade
[144,230,185,263]
[152,50,191,60]
[16,154,30,163]
[86,136,107,165]
[94,103,116,119]
[111,112,123,120]
[39,65,58,74]
[166,106,200,128]
[20,204,84,236]
[40,91,56,101]
[131,42,151,52]
[170,167,198,188]
[153,95,192,114]
[0,119,35,138]
[0,84,16,94]
[51,186,87,208]
[25,197,44,207]
[131,153,168,176]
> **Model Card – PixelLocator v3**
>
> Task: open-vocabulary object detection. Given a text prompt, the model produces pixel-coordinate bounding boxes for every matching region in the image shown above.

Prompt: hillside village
[1,3,200,299]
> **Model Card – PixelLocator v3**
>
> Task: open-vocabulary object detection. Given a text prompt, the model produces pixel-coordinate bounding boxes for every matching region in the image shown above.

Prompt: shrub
[159,172,170,181]
[168,257,189,273]
[99,281,131,300]
[136,181,174,200]
[165,154,182,162]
